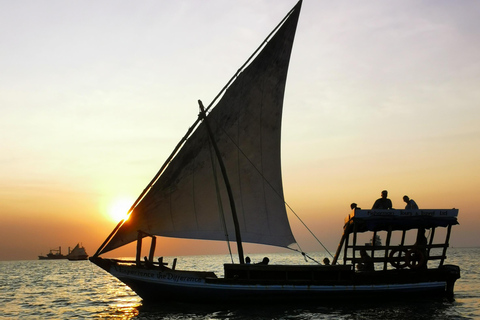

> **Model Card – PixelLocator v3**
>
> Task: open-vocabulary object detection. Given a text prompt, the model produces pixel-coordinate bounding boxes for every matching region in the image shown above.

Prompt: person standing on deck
[403,195,419,209]
[372,190,393,209]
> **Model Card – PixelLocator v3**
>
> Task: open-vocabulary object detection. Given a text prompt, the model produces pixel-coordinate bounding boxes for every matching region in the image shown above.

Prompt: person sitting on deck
[372,190,393,209]
[257,257,269,265]
[323,257,331,265]
[157,257,169,269]
[143,256,154,269]
[350,203,361,210]
[403,195,419,209]
[356,249,374,271]
[412,228,428,269]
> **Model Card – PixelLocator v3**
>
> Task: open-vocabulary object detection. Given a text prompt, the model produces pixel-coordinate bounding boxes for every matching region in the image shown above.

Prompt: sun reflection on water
[104,289,141,319]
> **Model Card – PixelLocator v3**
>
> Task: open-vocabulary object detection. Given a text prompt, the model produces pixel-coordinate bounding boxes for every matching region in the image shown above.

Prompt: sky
[1,0,479,261]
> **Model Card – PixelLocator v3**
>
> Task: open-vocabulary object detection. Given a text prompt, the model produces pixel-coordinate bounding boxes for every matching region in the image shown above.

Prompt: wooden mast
[198,100,245,264]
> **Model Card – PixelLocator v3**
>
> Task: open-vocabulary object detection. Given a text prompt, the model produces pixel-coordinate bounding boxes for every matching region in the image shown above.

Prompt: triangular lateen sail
[98,1,302,255]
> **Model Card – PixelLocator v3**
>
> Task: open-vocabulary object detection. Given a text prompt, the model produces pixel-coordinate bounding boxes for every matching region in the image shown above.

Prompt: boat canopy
[344,209,459,233]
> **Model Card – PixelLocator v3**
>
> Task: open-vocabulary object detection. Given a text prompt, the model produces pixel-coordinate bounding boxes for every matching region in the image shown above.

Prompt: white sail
[99,2,301,255]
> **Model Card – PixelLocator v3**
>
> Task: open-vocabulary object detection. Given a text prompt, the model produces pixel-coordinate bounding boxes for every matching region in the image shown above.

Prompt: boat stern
[442,264,461,300]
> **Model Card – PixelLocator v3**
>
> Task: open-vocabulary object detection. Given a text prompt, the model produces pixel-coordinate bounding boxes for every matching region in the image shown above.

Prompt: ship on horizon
[38,243,88,260]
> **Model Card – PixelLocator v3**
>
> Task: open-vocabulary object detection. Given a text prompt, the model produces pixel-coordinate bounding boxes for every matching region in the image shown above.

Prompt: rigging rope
[285,203,334,258]
[285,246,322,265]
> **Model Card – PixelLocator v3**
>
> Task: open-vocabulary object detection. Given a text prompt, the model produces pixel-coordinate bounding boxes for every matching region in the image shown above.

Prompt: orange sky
[1,0,479,261]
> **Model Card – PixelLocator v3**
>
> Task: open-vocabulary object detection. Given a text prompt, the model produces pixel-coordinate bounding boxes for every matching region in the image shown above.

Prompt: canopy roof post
[427,227,436,259]
[383,227,393,271]
[352,222,358,269]
[440,225,453,267]
[149,236,157,263]
[136,231,143,266]
[332,233,346,265]
[343,233,350,265]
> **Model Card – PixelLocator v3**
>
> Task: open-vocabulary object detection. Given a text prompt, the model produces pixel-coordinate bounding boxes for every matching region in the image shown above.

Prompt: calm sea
[0,247,478,319]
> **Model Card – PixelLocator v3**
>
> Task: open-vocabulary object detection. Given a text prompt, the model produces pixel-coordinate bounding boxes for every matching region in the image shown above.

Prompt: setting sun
[108,198,134,223]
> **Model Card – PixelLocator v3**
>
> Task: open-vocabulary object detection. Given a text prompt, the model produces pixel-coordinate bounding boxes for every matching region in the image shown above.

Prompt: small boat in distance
[67,243,89,261]
[89,0,460,303]
[39,244,89,260]
[38,246,68,260]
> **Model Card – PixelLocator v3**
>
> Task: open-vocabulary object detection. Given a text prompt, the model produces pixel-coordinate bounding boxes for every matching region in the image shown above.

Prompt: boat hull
[68,255,88,261]
[123,276,448,303]
[90,258,460,303]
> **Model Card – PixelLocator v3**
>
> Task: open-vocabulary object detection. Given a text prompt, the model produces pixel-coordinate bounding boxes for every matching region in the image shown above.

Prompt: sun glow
[108,198,134,223]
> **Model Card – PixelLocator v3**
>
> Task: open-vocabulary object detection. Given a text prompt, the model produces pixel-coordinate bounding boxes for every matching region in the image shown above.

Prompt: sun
[108,198,134,223]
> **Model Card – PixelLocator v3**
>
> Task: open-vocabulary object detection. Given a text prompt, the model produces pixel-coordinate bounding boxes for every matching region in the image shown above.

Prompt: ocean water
[0,247,478,319]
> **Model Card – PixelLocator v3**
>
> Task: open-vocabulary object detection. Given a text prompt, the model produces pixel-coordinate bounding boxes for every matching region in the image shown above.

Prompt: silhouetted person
[323,257,331,265]
[357,249,374,271]
[143,256,153,269]
[245,256,251,264]
[350,203,361,210]
[415,228,428,247]
[413,227,428,269]
[403,195,419,209]
[372,190,393,209]
[257,257,269,265]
